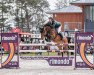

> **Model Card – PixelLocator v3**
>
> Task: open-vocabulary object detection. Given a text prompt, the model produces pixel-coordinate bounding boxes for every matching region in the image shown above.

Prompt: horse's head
[40,21,57,41]
[49,29,57,40]
[39,24,52,41]
[40,23,52,35]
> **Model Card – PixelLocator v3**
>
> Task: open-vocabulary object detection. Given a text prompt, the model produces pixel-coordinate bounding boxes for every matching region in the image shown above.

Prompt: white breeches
[57,26,61,33]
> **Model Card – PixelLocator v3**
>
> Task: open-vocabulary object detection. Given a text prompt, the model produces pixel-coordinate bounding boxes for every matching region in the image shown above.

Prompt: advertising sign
[75,32,93,43]
[75,32,94,68]
[1,33,19,68]
[47,57,73,66]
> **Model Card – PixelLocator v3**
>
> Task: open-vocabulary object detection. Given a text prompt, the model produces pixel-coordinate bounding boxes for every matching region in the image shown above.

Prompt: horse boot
[45,36,51,42]
[45,37,48,42]
[45,33,51,42]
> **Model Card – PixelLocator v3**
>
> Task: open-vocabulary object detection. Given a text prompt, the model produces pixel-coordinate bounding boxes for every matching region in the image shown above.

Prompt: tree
[55,0,78,9]
[15,0,49,32]
[0,0,49,32]
[0,0,12,32]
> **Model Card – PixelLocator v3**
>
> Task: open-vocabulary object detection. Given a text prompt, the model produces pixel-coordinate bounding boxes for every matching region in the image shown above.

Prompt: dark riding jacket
[50,20,61,29]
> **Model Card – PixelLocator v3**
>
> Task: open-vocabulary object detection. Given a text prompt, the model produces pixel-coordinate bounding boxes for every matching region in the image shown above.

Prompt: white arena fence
[19,43,75,68]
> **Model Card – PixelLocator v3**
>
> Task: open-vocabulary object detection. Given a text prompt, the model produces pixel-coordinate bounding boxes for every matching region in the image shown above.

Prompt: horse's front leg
[57,46,63,57]
[63,44,69,57]
[62,37,69,57]
[44,27,47,36]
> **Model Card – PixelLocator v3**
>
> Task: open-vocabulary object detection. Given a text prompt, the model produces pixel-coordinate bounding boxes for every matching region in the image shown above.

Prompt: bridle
[42,25,60,40]
[50,29,58,40]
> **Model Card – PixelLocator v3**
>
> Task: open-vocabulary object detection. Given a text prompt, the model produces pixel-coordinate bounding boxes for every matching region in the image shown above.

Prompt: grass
[1,51,75,57]
[20,52,74,57]
[20,52,58,56]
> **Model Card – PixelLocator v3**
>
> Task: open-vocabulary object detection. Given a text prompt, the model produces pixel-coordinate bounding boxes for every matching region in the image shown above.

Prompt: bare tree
[0,0,49,32]
[16,0,49,32]
[55,0,78,9]
[0,0,13,32]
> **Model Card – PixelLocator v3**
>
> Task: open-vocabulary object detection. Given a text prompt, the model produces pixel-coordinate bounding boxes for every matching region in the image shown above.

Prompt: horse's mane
[39,22,54,33]
[44,22,54,29]
[39,27,44,33]
[39,22,50,33]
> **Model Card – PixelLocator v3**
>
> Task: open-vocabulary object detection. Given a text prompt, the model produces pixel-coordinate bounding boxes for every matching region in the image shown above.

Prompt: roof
[19,33,31,35]
[46,5,82,14]
[71,0,94,5]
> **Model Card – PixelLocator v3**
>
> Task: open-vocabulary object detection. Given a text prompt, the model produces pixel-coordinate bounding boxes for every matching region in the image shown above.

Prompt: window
[85,6,90,22]
[85,6,94,22]
[93,6,94,21]
[90,6,93,21]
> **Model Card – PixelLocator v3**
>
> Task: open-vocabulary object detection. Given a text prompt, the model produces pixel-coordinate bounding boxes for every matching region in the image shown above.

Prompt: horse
[40,23,70,56]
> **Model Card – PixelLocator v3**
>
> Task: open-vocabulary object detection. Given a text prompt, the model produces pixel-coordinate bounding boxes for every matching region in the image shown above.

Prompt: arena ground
[0,58,94,75]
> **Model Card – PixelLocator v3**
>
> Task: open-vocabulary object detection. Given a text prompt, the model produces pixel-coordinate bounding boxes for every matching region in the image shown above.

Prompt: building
[71,0,94,32]
[47,5,84,32]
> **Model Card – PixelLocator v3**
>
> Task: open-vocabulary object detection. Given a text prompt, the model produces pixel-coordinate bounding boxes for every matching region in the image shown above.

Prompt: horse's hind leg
[57,46,64,57]
[57,52,63,56]
[66,51,69,57]
[61,52,63,57]
[62,52,69,57]
[63,47,69,57]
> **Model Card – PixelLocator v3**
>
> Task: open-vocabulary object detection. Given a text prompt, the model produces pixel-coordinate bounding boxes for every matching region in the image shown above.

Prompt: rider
[47,17,63,39]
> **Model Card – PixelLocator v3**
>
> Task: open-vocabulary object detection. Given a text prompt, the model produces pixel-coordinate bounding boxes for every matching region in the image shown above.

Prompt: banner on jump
[47,57,73,66]
[75,32,94,68]
[1,33,19,68]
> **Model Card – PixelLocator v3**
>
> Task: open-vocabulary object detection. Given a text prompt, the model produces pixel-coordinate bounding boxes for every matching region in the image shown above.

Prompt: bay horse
[40,23,70,56]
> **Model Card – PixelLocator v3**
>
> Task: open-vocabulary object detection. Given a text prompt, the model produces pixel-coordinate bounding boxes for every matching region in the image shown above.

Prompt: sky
[47,0,58,10]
